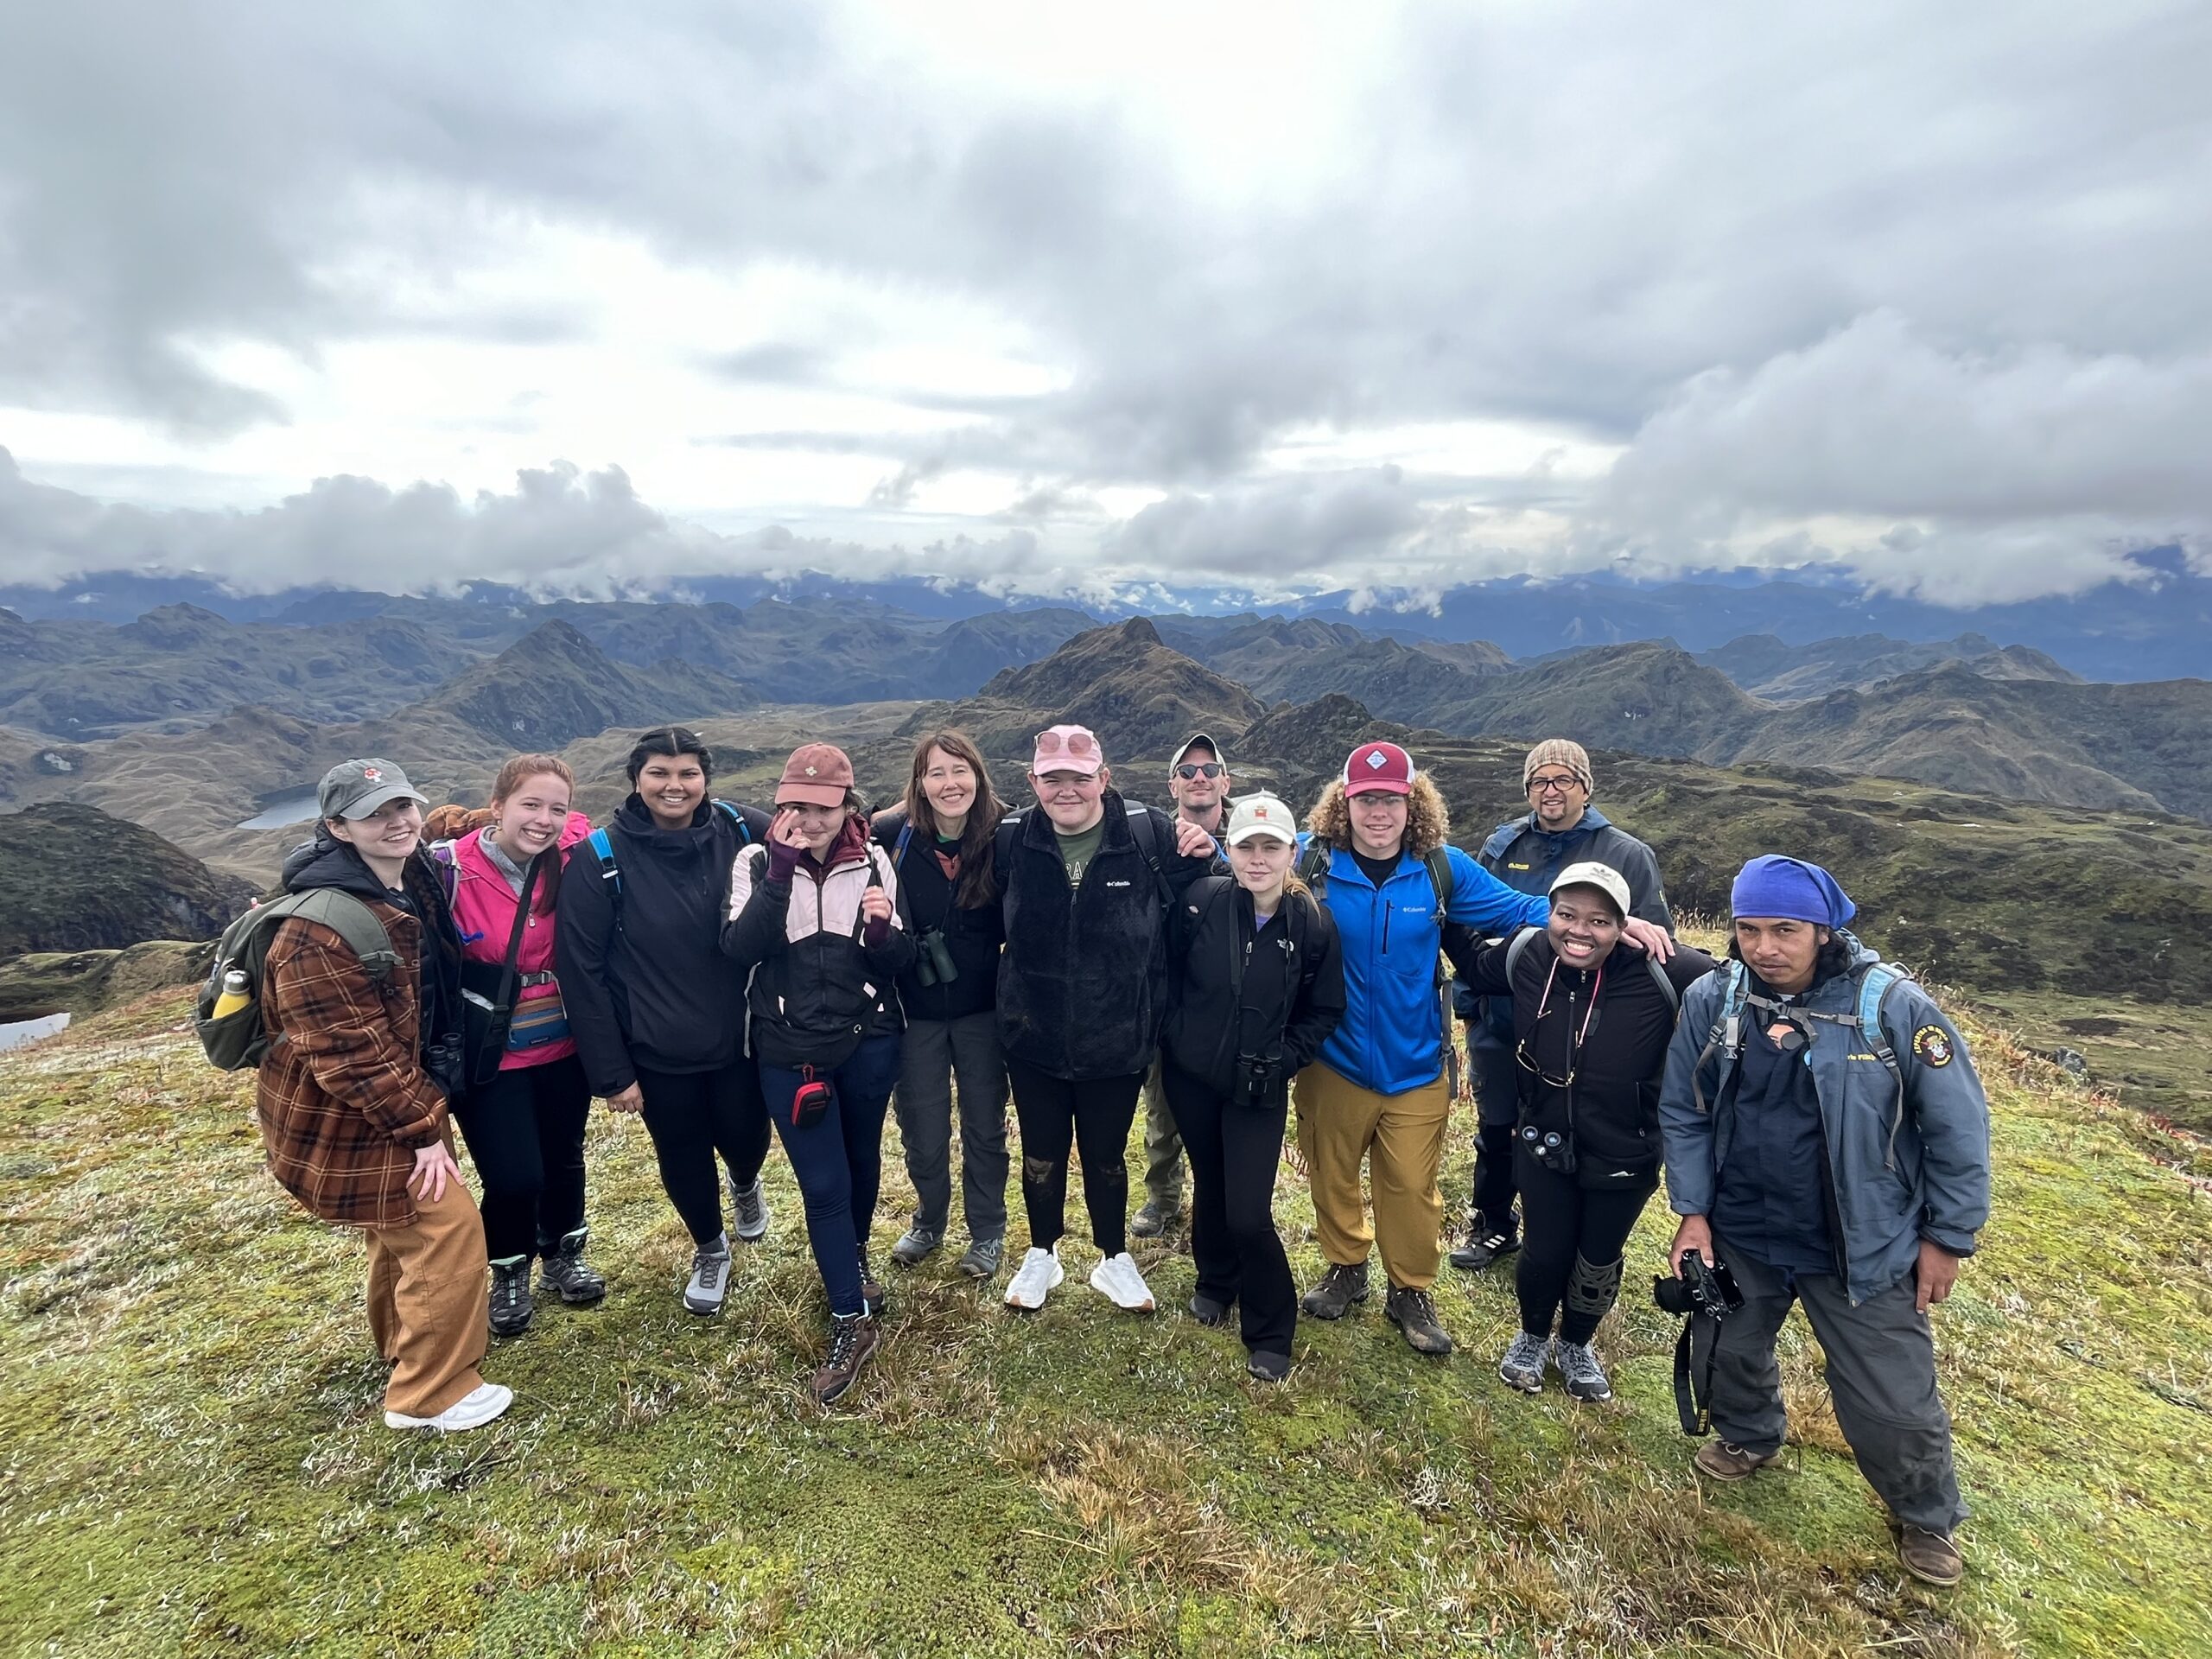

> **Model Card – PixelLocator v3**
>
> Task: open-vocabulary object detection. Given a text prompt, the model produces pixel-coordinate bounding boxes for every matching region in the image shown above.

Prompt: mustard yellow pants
[1294,1060,1452,1293]
[365,1173,492,1419]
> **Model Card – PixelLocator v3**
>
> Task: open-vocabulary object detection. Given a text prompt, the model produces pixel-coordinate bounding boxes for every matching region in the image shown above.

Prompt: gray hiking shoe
[1497,1331,1552,1393]
[537,1228,607,1306]
[728,1175,771,1243]
[1300,1261,1370,1320]
[957,1236,1004,1280]
[891,1226,942,1267]
[683,1236,733,1315]
[1554,1339,1612,1402]
[488,1255,534,1338]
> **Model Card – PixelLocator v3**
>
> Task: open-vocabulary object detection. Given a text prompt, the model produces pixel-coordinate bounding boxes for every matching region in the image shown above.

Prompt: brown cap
[1522,738,1593,793]
[776,743,854,808]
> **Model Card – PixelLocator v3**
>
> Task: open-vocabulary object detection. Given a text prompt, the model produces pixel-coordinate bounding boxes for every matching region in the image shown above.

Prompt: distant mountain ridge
[7,543,2205,678]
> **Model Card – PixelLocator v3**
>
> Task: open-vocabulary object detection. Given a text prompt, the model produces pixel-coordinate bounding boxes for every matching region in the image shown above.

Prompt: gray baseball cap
[318,758,429,822]
[1170,732,1226,771]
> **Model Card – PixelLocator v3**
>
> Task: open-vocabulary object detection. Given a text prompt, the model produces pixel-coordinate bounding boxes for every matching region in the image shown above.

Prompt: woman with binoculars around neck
[871,730,1013,1282]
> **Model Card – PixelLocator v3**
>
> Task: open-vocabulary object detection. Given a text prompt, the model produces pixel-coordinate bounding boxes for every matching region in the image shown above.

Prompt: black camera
[913,928,959,987]
[1517,1120,1575,1175]
[1232,1054,1283,1109]
[1652,1253,1745,1321]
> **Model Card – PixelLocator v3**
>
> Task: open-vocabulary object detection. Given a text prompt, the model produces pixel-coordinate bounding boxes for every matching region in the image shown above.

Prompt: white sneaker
[385,1382,512,1433]
[1003,1246,1065,1310]
[1090,1251,1156,1313]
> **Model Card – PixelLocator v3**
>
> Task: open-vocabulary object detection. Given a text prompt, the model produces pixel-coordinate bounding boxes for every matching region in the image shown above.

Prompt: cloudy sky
[1,1,2206,607]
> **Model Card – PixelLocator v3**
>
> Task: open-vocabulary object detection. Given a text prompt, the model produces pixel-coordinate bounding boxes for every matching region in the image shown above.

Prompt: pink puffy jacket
[447,813,592,1071]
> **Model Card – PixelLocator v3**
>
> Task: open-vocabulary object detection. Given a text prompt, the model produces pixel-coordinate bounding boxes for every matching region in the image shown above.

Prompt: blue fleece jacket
[1300,836,1548,1096]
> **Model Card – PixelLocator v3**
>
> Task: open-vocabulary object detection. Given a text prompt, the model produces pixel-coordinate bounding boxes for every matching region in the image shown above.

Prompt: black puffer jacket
[994,793,1217,1082]
[1162,876,1345,1097]
[872,807,1003,1023]
[556,795,764,1093]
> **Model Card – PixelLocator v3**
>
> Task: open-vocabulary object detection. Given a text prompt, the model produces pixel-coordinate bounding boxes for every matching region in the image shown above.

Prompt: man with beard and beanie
[1451,738,1671,1274]
[256,760,505,1432]
[1132,732,1232,1239]
[1659,855,1991,1589]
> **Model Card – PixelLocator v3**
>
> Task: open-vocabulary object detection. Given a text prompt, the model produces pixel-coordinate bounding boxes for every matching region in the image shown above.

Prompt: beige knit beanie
[1522,738,1593,793]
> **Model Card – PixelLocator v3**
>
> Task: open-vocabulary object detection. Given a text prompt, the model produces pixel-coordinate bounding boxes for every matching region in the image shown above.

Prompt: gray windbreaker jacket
[1658,934,1992,1304]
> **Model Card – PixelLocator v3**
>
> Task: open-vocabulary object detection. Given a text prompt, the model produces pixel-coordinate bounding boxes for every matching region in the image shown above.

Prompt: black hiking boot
[857,1248,886,1319]
[488,1255,534,1338]
[1300,1261,1370,1320]
[811,1313,880,1407]
[537,1228,607,1306]
[1385,1285,1453,1356]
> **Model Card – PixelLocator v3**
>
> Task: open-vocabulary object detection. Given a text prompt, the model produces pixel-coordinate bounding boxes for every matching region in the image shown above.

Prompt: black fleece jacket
[871,806,1003,1023]
[1161,876,1345,1097]
[1453,927,1718,1173]
[994,792,1217,1082]
[556,795,766,1094]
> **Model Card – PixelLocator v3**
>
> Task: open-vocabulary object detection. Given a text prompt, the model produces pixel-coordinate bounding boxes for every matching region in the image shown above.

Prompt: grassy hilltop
[3,973,2209,1658]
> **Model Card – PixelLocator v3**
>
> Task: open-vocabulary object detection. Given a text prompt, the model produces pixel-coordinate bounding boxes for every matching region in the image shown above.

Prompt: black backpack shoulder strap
[1297,836,1332,897]
[1123,804,1173,909]
[1422,844,1456,919]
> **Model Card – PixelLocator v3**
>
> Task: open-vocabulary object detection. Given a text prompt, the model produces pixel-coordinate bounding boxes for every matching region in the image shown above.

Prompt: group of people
[243,720,1993,1588]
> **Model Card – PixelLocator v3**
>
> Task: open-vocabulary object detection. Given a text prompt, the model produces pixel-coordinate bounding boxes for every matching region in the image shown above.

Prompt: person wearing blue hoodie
[1293,741,1671,1356]
[1450,739,1671,1274]
[1659,855,1991,1591]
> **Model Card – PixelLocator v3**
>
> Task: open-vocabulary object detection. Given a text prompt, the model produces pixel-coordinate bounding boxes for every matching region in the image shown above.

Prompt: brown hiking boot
[1694,1440,1778,1482]
[1890,1519,1965,1588]
[810,1313,880,1407]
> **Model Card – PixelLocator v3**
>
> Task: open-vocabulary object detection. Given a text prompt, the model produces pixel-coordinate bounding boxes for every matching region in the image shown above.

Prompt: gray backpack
[194,890,397,1071]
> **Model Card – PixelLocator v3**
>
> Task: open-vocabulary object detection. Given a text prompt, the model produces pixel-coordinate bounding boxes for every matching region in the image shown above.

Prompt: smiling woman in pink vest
[438,753,600,1339]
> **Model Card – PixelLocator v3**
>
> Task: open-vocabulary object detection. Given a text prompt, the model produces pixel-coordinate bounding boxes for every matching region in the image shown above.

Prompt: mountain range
[7,544,2207,677]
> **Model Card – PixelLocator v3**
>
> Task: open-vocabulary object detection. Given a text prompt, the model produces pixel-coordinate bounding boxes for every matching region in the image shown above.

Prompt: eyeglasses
[1528,773,1584,795]
[1175,763,1224,779]
[1516,956,1604,1088]
[1034,729,1098,757]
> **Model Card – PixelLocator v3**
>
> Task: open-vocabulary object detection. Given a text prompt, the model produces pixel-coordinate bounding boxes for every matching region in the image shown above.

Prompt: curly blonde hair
[1305,773,1452,858]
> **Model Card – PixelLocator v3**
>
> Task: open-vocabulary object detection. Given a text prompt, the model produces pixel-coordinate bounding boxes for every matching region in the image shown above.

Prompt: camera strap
[1672,1313,1719,1437]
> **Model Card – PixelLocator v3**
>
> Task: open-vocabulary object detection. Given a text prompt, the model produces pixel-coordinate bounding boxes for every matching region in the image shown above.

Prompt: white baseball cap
[1224,791,1298,846]
[1549,861,1631,919]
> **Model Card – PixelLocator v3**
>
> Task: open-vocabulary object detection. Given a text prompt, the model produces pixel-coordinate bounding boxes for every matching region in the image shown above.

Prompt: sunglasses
[1175,762,1224,779]
[1033,729,1098,758]
[1528,773,1585,795]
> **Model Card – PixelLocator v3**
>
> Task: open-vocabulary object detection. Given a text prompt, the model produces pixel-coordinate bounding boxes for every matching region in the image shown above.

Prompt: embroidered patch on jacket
[1913,1026,1955,1067]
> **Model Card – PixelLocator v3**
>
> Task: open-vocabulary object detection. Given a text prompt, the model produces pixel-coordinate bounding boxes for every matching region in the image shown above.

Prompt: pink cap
[1032,724,1104,777]
[1343,741,1415,796]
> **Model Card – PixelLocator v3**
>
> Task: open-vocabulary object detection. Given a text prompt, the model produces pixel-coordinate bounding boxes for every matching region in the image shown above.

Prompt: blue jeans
[762,1034,901,1317]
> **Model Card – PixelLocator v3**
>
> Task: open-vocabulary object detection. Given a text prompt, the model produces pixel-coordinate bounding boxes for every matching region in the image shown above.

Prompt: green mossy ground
[3,981,2208,1657]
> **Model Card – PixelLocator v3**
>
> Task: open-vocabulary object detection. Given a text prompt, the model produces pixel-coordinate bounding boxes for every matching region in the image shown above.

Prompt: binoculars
[913,928,960,987]
[1518,1119,1576,1175]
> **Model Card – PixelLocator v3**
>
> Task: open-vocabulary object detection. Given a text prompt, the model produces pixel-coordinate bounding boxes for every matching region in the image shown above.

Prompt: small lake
[0,1012,71,1051]
[238,791,321,830]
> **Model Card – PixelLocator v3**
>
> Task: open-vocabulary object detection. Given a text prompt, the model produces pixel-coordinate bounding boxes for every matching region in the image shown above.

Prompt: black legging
[1161,1058,1295,1357]
[454,1053,591,1262]
[634,1059,772,1247]
[1515,1147,1659,1344]
[1004,1055,1142,1257]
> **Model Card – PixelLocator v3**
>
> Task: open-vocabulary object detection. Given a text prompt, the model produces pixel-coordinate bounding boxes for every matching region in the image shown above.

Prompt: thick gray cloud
[1,1,2206,600]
